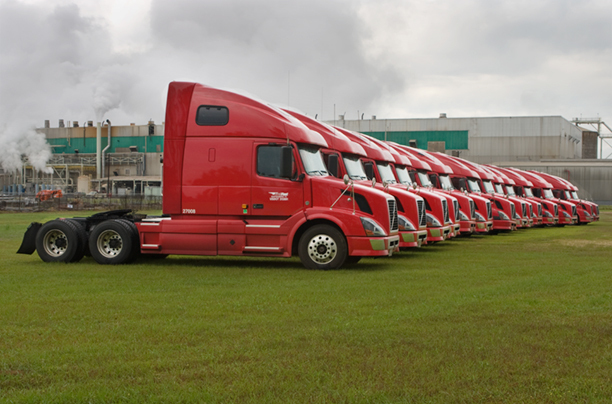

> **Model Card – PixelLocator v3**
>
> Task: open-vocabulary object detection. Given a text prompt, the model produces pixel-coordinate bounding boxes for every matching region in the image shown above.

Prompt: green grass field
[1,211,611,403]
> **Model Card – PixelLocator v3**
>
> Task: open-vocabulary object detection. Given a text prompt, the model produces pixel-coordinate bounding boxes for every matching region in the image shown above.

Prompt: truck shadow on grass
[125,255,391,272]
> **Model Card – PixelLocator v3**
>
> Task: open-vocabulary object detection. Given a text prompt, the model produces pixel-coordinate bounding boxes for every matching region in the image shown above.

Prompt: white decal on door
[269,192,289,201]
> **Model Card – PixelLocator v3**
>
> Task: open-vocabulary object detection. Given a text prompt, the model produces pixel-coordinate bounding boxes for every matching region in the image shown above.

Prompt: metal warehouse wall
[495,160,612,205]
[334,116,583,164]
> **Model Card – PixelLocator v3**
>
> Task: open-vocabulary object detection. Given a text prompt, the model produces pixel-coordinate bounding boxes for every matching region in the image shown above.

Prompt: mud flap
[16,222,41,255]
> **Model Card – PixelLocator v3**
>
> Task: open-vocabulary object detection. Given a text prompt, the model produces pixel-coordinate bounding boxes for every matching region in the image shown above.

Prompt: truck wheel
[66,220,88,262]
[116,219,141,263]
[89,220,135,265]
[298,225,347,270]
[35,220,83,263]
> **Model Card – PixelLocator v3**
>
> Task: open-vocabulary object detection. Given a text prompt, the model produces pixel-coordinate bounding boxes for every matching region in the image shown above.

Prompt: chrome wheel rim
[43,229,68,257]
[307,234,337,264]
[97,230,123,258]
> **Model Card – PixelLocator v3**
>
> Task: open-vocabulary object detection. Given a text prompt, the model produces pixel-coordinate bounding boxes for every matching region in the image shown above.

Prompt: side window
[196,105,229,126]
[257,145,295,179]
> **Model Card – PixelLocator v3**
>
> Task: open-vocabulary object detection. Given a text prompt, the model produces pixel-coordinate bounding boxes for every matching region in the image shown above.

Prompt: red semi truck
[282,110,429,249]
[527,171,596,225]
[429,152,494,233]
[510,169,577,226]
[557,178,599,222]
[391,146,477,236]
[18,82,400,269]
[334,127,453,243]
[446,156,518,232]
[483,165,543,227]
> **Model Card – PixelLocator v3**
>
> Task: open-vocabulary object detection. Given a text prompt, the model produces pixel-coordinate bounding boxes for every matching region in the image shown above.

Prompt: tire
[66,220,88,262]
[298,224,347,270]
[35,220,83,263]
[88,219,136,265]
[116,219,141,263]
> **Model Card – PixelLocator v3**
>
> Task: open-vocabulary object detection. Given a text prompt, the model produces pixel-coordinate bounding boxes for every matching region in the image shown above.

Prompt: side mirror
[364,162,374,180]
[343,174,350,185]
[279,146,293,179]
[327,154,339,178]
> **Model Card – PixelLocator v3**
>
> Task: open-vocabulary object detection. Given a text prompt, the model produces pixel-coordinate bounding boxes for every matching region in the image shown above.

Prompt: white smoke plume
[0,123,53,174]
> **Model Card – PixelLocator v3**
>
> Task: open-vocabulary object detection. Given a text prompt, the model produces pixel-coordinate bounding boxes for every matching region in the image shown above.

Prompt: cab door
[250,142,304,217]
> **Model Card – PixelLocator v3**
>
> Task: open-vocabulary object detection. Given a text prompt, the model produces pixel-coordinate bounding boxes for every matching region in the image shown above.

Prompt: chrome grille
[417,200,426,227]
[453,200,460,221]
[442,199,449,223]
[388,199,398,231]
[511,204,516,219]
[529,205,533,216]
[571,205,576,217]
[469,200,475,220]
[538,204,542,216]
[522,203,527,218]
[486,201,492,219]
[554,204,558,216]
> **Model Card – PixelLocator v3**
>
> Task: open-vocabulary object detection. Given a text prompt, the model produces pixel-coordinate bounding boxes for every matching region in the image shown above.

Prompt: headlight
[543,211,552,217]
[426,213,442,227]
[497,211,510,220]
[474,212,486,222]
[562,211,570,218]
[360,217,387,236]
[398,215,416,231]
[459,211,470,221]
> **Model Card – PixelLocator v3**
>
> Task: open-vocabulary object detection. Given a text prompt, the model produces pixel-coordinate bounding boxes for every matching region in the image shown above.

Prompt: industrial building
[1,114,610,204]
[334,115,612,204]
[1,120,164,197]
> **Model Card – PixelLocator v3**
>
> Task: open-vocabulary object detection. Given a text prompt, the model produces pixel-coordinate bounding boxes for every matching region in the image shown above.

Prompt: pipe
[96,122,101,179]
[101,119,111,182]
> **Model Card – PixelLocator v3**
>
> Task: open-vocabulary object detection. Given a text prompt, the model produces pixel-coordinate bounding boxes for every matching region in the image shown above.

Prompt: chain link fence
[0,193,162,212]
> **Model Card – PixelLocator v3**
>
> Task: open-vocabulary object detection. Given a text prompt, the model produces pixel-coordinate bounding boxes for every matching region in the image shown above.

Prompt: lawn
[1,211,611,403]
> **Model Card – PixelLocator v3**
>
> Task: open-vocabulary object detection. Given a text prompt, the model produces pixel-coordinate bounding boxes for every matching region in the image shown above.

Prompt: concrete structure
[334,115,583,164]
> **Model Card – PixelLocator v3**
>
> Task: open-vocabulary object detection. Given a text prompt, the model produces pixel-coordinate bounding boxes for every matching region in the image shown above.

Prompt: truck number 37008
[182,209,196,214]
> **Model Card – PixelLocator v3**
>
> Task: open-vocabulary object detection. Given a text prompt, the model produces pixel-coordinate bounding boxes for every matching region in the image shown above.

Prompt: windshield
[524,187,533,197]
[439,175,454,190]
[571,191,579,200]
[544,189,555,199]
[482,180,495,194]
[564,190,572,200]
[395,166,412,185]
[494,184,505,194]
[467,178,482,193]
[299,146,328,176]
[417,171,433,187]
[377,163,397,184]
[343,156,367,180]
[506,185,516,196]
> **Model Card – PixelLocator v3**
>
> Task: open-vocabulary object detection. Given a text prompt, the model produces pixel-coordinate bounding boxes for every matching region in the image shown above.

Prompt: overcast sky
[1,0,611,169]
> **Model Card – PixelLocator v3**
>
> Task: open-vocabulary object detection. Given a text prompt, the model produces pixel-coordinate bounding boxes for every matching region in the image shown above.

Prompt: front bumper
[348,235,400,257]
[399,230,428,248]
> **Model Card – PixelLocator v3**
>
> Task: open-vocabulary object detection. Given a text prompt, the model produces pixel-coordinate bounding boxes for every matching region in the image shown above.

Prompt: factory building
[2,115,610,204]
[1,120,164,196]
[334,115,611,204]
